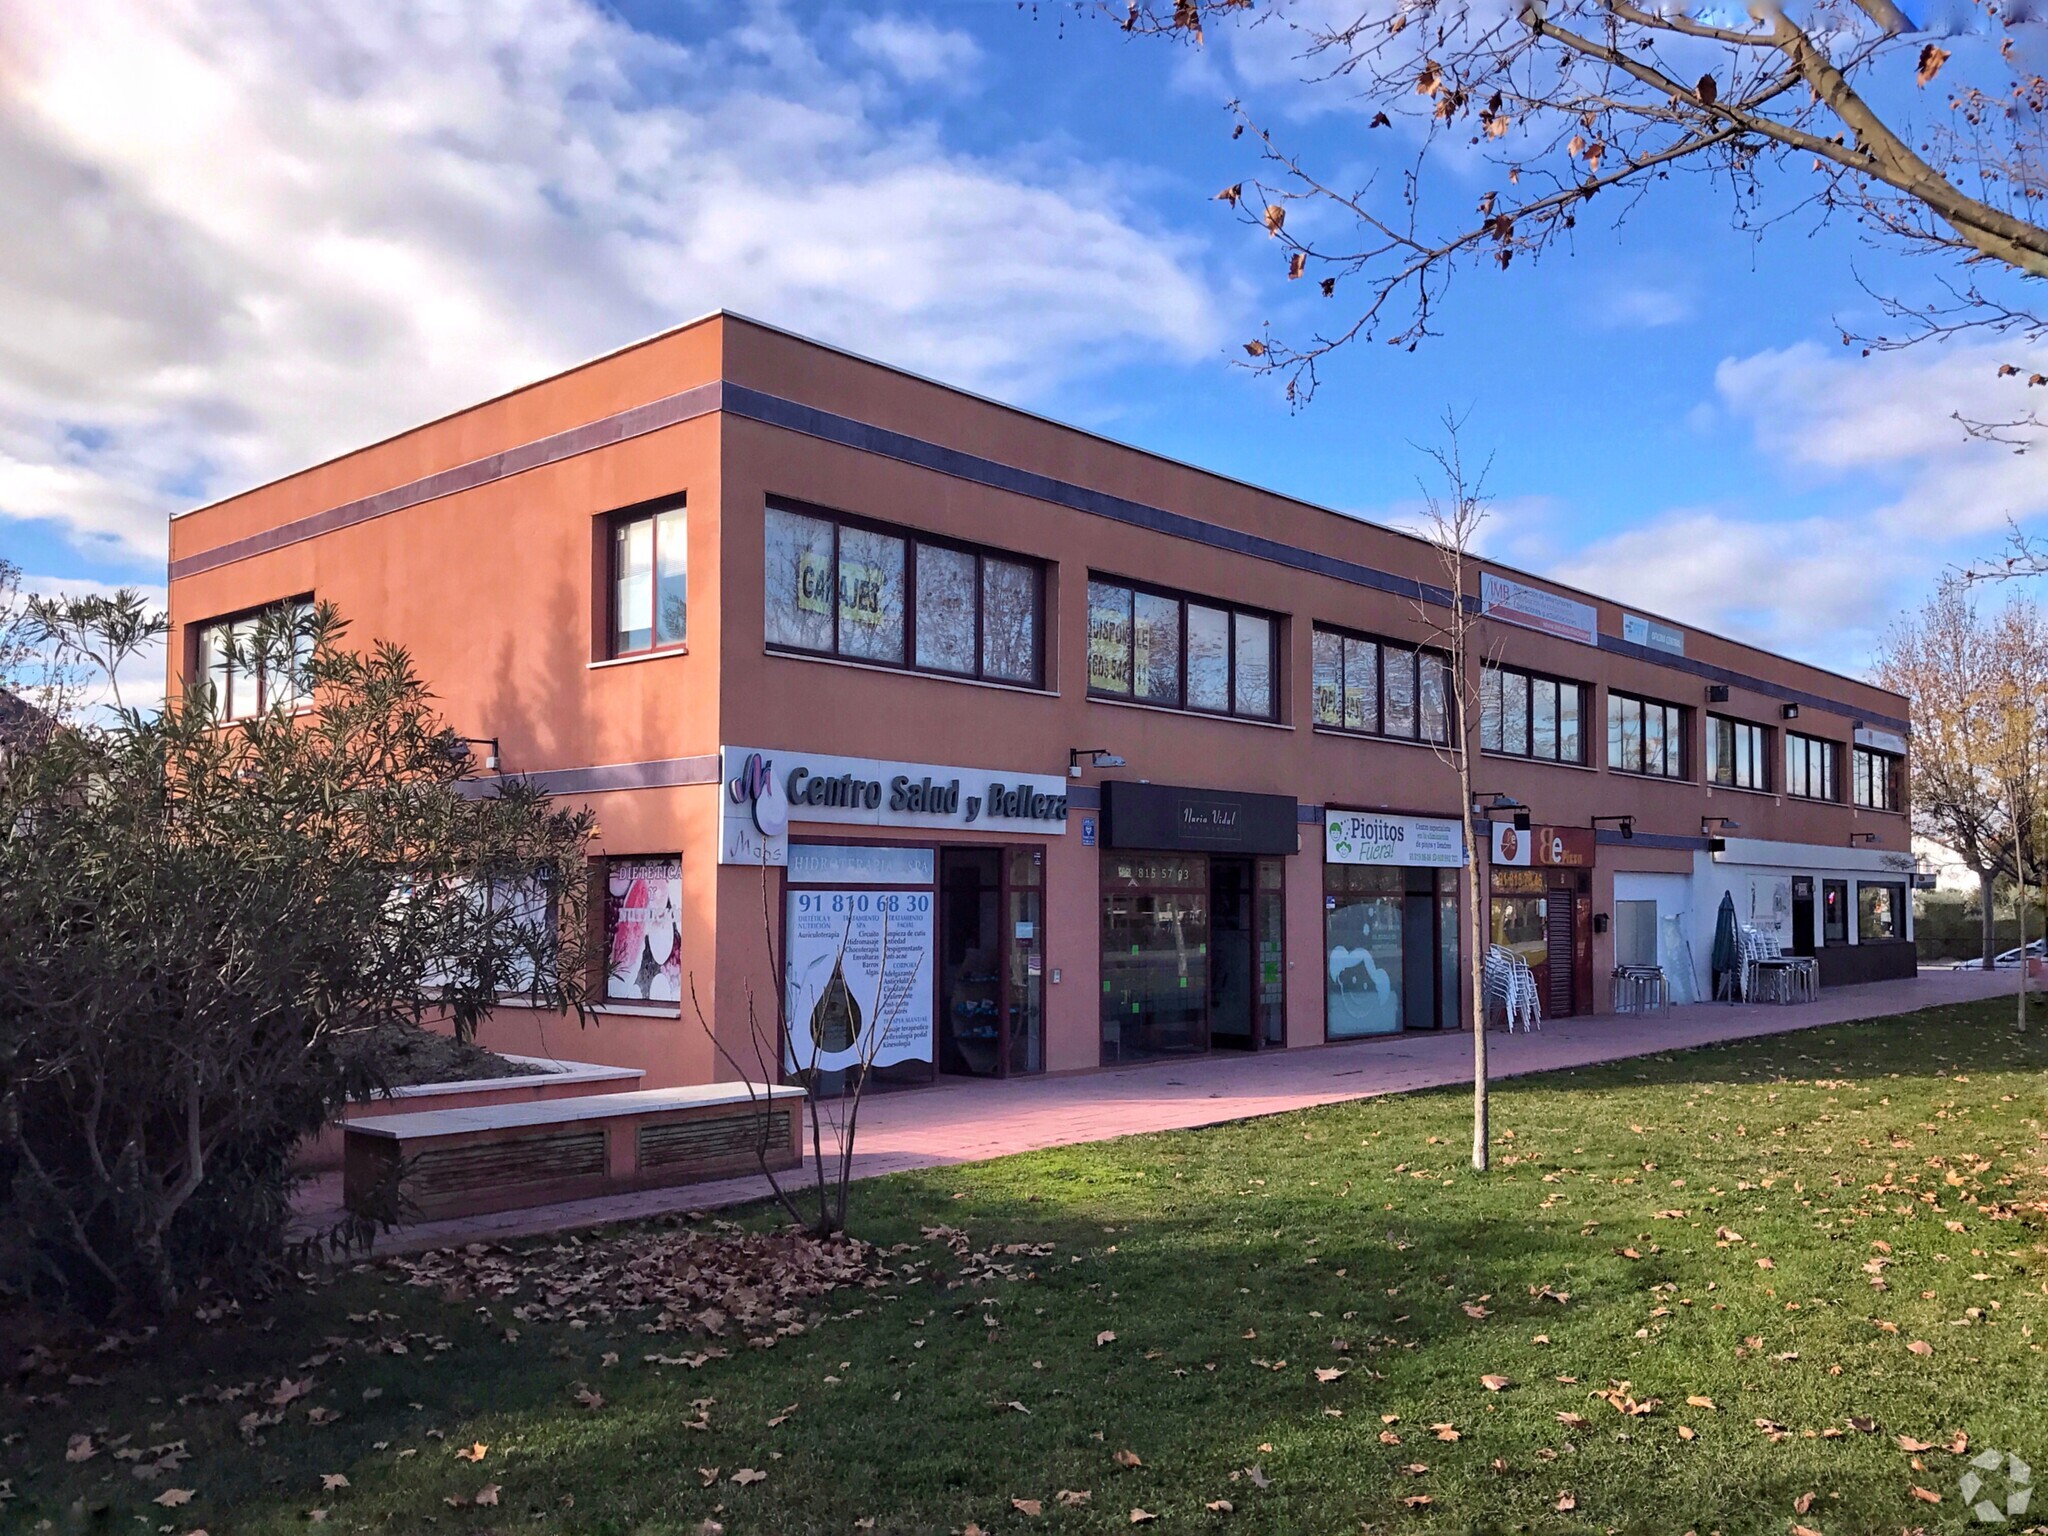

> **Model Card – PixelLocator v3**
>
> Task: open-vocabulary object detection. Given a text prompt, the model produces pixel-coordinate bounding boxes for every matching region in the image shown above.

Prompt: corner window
[1856,880,1905,941]
[1311,625,1450,743]
[1853,747,1902,811]
[1607,691,1686,779]
[1706,714,1770,791]
[610,501,687,656]
[1087,577,1278,721]
[604,855,682,1003]
[764,502,1042,686]
[1480,663,1585,763]
[193,596,313,720]
[1785,732,1841,802]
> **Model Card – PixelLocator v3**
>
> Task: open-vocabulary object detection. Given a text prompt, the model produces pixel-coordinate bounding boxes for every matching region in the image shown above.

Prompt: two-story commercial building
[165,313,1916,1091]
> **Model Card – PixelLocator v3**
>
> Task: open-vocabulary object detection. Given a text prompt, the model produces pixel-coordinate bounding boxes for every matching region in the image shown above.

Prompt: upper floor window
[1311,625,1449,743]
[1480,663,1586,763]
[1608,691,1687,779]
[610,500,687,655]
[194,596,312,721]
[763,503,1042,687]
[1853,746,1902,811]
[1707,713,1770,791]
[1785,732,1840,802]
[1087,577,1277,721]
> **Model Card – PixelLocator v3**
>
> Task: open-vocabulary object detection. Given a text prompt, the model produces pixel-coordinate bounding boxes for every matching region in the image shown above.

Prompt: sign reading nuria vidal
[720,746,1069,865]
[1324,810,1466,868]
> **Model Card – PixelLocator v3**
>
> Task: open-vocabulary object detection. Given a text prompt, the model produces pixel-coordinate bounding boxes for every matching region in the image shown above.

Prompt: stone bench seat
[343,1083,807,1221]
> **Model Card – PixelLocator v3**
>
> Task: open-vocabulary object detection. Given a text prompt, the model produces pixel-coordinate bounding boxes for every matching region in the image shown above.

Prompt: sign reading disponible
[1324,810,1466,868]
[721,745,1069,865]
[783,888,935,1074]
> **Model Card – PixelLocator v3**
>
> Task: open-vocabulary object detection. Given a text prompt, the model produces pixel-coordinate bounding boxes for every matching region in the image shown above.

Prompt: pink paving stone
[298,966,2019,1255]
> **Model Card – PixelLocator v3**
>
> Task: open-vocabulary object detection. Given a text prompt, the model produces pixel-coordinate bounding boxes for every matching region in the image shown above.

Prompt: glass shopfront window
[1101,855,1211,1062]
[1324,863,1459,1038]
[1857,880,1906,941]
[1489,868,1550,988]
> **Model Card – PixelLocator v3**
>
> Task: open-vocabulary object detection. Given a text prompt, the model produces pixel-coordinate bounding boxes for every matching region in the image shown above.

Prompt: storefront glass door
[1326,865,1404,1037]
[1006,848,1044,1074]
[1256,859,1286,1046]
[1101,854,1210,1062]
[1210,857,1256,1048]
[938,848,1004,1077]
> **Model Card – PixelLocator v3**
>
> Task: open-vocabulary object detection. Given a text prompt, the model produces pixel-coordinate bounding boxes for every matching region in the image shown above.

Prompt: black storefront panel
[1100,780,1299,857]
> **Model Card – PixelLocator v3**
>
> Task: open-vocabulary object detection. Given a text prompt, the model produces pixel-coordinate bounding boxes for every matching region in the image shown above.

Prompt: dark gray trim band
[171,374,1904,733]
[463,754,721,799]
[1596,828,1707,851]
[169,381,725,581]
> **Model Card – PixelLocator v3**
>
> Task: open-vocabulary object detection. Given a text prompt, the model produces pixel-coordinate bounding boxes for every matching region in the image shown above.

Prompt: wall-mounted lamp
[1702,815,1739,855]
[1849,831,1881,846]
[444,733,501,772]
[1706,684,1731,703]
[1591,813,1635,841]
[1068,747,1128,779]
[1473,792,1531,831]
[1781,703,1801,720]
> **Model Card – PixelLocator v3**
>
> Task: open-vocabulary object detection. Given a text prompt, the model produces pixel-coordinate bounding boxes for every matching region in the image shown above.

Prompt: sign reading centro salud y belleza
[1324,810,1466,868]
[1480,573,1600,648]
[720,745,1069,865]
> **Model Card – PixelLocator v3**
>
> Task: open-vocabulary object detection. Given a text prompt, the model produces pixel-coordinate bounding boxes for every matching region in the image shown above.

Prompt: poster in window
[607,857,682,1001]
[1087,584,1132,692]
[1747,874,1791,934]
[784,888,935,1073]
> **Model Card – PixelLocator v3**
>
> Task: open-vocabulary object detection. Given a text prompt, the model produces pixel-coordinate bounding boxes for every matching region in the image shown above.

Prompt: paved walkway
[300,966,2016,1254]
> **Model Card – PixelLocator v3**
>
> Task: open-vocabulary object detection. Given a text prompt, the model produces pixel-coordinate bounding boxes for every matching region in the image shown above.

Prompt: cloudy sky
[3,0,2044,691]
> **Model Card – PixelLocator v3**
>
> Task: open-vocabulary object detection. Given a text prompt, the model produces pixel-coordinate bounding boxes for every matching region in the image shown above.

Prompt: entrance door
[1210,857,1256,1049]
[938,848,1004,1077]
[1545,892,1576,1017]
[1791,876,1816,956]
[1401,875,1439,1032]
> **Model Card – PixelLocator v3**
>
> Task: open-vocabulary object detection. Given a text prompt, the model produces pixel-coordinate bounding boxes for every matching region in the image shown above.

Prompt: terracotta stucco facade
[166,313,1915,1090]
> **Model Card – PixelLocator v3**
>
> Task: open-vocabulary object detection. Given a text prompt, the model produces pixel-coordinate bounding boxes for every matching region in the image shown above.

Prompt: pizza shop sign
[720,745,1069,865]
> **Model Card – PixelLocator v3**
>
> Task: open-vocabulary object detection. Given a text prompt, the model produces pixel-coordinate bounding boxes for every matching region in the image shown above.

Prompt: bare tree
[689,863,917,1235]
[1872,577,2048,972]
[1123,0,2046,417]
[1411,412,1505,1172]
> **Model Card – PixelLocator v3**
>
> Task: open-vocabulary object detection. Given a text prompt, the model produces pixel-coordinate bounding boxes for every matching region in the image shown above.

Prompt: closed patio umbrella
[1711,890,1740,1002]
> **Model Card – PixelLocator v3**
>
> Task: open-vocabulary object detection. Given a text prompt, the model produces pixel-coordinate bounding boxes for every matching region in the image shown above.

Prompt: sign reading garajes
[1324,810,1466,868]
[720,746,1069,866]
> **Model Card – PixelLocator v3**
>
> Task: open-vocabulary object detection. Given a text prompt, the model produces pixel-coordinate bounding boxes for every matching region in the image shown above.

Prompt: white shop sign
[1324,810,1466,868]
[1622,612,1685,656]
[784,887,935,1074]
[788,843,935,886]
[1491,820,1533,867]
[720,745,1069,866]
[1481,573,1600,648]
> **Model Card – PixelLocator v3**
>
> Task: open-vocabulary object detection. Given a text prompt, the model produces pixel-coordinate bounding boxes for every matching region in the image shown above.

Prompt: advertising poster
[607,857,682,1001]
[1325,810,1465,868]
[784,888,935,1074]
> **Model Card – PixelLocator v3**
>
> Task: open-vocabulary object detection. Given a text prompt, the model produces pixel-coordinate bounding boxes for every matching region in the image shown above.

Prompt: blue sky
[4,0,2044,694]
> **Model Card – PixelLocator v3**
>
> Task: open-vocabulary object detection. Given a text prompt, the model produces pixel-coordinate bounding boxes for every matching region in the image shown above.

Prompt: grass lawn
[8,997,2048,1536]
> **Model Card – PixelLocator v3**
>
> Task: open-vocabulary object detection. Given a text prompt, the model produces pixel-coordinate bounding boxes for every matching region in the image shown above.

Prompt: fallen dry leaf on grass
[1012,1497,1043,1515]
[319,1474,349,1492]
[152,1488,194,1507]
[1794,1491,1816,1514]
[1402,1494,1432,1508]
[1315,1367,1346,1383]
[455,1443,488,1463]
[1129,1509,1157,1524]
[1907,1340,1933,1356]
[697,1468,718,1487]
[1206,1498,1233,1513]
[1910,1485,1942,1503]
[1898,1435,1935,1453]
[1114,1449,1143,1469]
[1793,1525,1822,1536]
[1481,1374,1514,1392]
[730,1468,767,1486]
[474,1486,500,1508]
[574,1386,605,1410]
[1432,1424,1461,1442]
[1555,1491,1577,1512]
[1097,1331,1116,1347]
[64,1435,96,1463]
[1677,1426,1696,1442]
[1686,1395,1716,1410]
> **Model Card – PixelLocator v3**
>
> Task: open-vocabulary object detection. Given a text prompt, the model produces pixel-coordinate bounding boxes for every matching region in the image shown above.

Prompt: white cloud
[1715,338,2048,539]
[846,14,980,83]
[0,0,1229,568]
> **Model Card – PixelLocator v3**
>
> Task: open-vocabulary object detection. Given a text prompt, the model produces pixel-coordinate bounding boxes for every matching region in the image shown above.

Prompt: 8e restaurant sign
[1490,822,1595,868]
[721,745,1069,865]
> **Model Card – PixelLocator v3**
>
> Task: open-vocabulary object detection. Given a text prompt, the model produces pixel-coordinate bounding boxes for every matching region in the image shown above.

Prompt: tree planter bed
[343,1084,807,1221]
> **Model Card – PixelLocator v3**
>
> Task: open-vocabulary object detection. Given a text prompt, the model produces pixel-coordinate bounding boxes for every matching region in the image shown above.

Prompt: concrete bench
[343,1083,807,1221]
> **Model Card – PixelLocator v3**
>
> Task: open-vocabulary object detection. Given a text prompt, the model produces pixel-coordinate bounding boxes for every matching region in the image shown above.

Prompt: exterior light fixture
[1068,747,1127,779]
[1706,684,1731,703]
[1781,703,1800,720]
[1701,815,1739,855]
[1473,791,1531,831]
[443,733,501,772]
[1591,814,1635,841]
